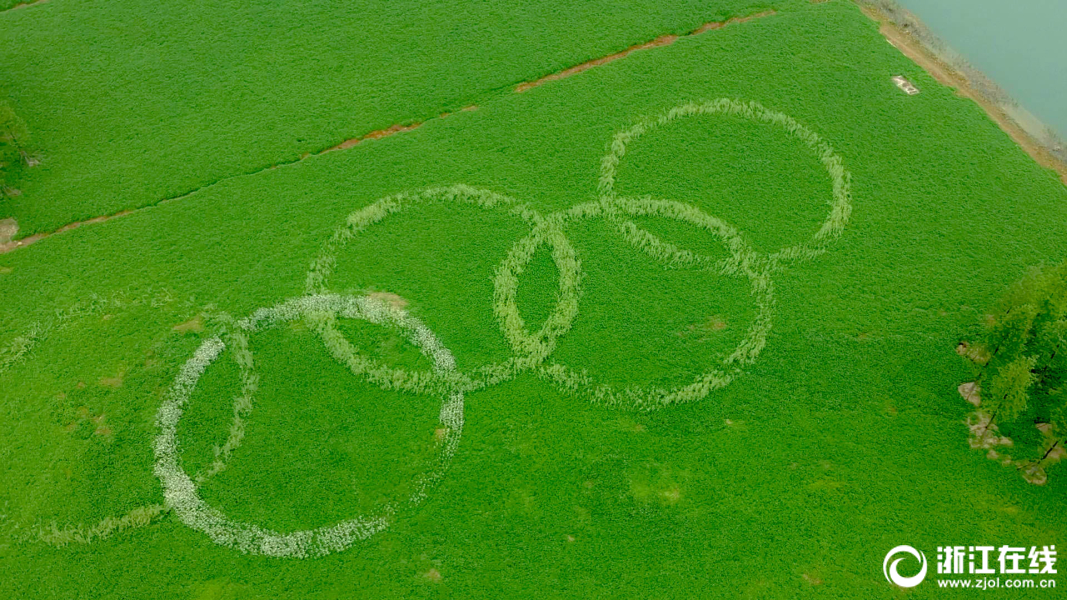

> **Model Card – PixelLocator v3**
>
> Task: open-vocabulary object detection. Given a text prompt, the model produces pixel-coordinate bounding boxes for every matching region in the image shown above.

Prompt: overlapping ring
[155,294,463,557]
[155,98,852,557]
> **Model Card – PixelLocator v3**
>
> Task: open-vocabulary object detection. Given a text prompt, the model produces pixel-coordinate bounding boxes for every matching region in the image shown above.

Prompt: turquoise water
[898,0,1067,140]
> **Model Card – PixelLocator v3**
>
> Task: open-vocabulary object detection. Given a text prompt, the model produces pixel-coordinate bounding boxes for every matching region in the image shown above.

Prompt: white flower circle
[154,294,464,558]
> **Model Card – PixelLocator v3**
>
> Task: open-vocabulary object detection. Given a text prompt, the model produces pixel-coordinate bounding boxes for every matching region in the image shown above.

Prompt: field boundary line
[0,0,48,14]
[0,8,777,255]
[515,10,776,93]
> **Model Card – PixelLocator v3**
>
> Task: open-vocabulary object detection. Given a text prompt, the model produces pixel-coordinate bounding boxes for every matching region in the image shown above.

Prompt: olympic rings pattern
[144,98,851,557]
[303,98,851,410]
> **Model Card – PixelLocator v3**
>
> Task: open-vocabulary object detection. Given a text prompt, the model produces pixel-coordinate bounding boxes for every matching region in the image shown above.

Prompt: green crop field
[2,0,1066,598]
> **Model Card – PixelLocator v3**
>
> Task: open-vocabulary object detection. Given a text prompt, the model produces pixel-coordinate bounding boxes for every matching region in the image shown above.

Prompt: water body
[897,0,1067,140]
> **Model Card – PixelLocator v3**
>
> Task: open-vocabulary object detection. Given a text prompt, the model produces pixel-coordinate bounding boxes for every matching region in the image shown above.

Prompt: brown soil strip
[861,6,1067,186]
[515,11,776,93]
[323,122,424,153]
[0,210,133,253]
[1,0,49,13]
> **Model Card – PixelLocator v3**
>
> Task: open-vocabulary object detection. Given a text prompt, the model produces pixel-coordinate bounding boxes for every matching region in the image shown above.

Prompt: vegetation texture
[1,1,1066,598]
[0,103,30,199]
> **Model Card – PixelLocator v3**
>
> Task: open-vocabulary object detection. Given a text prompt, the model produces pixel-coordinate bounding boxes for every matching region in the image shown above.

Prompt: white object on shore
[892,75,920,95]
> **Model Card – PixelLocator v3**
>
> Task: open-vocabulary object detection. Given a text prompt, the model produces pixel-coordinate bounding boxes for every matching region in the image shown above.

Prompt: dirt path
[862,6,1067,187]
[516,11,775,93]
[1,0,49,14]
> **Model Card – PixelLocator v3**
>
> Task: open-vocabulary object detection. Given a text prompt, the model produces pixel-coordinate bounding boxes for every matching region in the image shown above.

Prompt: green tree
[983,355,1037,430]
[971,261,1067,474]
[980,303,1038,375]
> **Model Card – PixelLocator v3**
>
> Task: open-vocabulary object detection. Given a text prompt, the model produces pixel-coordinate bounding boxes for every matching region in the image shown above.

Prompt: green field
[0,0,799,236]
[2,0,1066,598]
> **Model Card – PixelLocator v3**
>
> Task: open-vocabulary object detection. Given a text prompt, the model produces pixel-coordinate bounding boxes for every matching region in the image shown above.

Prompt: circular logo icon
[883,545,928,588]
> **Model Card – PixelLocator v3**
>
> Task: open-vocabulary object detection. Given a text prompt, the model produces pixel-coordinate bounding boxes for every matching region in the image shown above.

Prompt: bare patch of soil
[98,374,123,388]
[368,291,409,310]
[966,412,1012,450]
[958,382,981,407]
[956,341,989,365]
[802,573,823,586]
[678,316,730,340]
[0,218,17,244]
[1019,428,1066,485]
[659,486,682,503]
[433,427,449,444]
[706,316,727,331]
[1021,467,1048,486]
[94,422,114,439]
[172,316,205,334]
